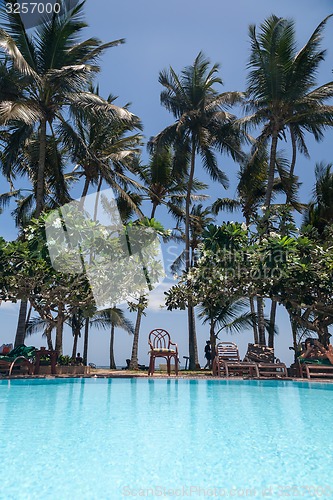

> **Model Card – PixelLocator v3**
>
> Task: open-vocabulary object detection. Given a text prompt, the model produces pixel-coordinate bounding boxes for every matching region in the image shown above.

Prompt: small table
[183,356,190,370]
[34,348,58,375]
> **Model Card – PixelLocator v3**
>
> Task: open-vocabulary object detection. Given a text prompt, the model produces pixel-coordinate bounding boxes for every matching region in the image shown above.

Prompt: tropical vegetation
[1,3,333,369]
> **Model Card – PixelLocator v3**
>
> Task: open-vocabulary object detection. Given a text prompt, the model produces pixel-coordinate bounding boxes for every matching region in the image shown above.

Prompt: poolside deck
[1,367,333,382]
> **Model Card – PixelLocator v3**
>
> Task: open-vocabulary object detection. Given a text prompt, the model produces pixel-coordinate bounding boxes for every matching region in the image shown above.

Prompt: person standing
[204,341,212,369]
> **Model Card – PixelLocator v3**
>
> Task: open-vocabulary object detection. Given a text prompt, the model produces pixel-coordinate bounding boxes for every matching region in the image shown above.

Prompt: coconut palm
[212,148,301,345]
[0,130,73,347]
[91,308,134,369]
[171,203,215,273]
[198,298,257,359]
[150,52,243,369]
[0,1,129,348]
[0,0,129,218]
[0,132,72,225]
[26,315,57,350]
[303,162,333,236]
[244,14,333,208]
[127,295,148,370]
[137,147,208,220]
[59,86,143,213]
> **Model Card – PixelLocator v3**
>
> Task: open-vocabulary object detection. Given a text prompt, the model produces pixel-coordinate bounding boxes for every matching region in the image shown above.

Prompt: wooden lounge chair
[148,329,178,376]
[297,359,333,379]
[0,345,35,376]
[243,343,288,378]
[212,342,259,378]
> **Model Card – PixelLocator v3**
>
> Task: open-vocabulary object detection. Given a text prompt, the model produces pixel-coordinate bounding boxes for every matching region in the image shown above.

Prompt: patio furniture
[34,348,58,375]
[183,356,190,370]
[243,343,288,378]
[297,359,333,379]
[148,329,178,376]
[0,345,36,376]
[212,342,259,378]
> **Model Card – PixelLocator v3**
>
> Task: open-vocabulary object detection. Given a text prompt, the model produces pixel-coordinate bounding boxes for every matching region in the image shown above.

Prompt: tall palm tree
[244,14,333,208]
[198,298,257,359]
[150,52,243,369]
[212,149,301,345]
[0,0,128,218]
[91,308,134,369]
[137,147,207,219]
[171,203,215,273]
[0,1,128,348]
[0,130,72,347]
[59,86,143,212]
[128,295,148,370]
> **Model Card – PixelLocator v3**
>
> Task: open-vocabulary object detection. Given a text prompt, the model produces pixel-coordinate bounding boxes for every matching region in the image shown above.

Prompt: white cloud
[147,281,173,311]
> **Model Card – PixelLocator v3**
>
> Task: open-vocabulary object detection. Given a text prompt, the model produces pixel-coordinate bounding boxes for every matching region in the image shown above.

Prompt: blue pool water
[0,379,332,499]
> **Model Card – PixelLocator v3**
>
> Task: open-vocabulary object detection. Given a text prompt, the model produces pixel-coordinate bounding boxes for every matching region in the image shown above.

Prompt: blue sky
[1,0,333,367]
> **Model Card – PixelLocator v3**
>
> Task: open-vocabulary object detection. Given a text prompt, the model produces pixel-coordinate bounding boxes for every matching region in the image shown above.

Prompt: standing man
[204,341,212,369]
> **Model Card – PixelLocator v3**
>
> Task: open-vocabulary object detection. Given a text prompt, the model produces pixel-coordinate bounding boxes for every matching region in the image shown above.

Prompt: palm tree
[0,1,128,348]
[91,308,134,369]
[0,0,128,218]
[137,147,208,219]
[150,52,243,369]
[171,203,215,273]
[0,132,72,223]
[244,14,333,208]
[0,130,73,347]
[59,86,143,212]
[303,162,333,236]
[198,298,257,359]
[212,148,301,345]
[26,315,56,350]
[127,296,148,370]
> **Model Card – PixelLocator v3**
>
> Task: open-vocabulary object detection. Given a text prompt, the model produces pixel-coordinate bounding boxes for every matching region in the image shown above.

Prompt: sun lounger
[213,342,259,378]
[243,343,288,378]
[0,345,36,376]
[298,359,333,379]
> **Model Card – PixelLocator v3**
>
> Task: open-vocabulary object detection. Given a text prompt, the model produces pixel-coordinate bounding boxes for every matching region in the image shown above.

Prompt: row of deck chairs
[212,342,288,378]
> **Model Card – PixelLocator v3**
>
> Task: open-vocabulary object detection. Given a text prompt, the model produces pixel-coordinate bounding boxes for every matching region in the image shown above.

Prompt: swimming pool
[0,379,332,499]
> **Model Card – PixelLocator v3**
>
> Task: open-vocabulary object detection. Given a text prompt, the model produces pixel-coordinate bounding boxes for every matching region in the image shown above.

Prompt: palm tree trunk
[250,296,259,344]
[79,177,91,209]
[26,302,33,328]
[268,299,277,348]
[83,318,89,366]
[185,140,196,271]
[93,176,103,221]
[109,323,116,369]
[71,313,81,359]
[257,296,266,345]
[35,118,47,218]
[14,300,28,347]
[289,127,297,178]
[150,203,157,219]
[286,128,297,204]
[264,132,278,208]
[55,302,64,355]
[186,139,199,369]
[188,305,199,369]
[129,298,144,370]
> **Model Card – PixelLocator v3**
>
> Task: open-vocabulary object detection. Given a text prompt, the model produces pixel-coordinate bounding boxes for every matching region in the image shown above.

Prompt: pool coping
[1,369,333,383]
